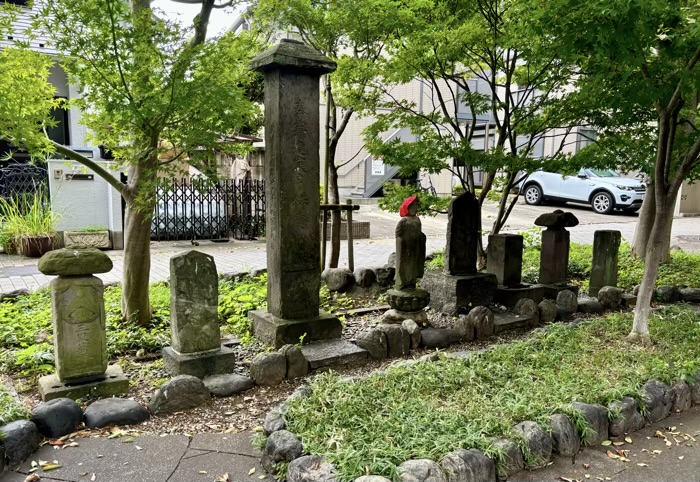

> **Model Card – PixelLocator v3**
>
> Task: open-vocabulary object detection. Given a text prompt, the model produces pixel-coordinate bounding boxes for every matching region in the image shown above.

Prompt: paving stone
[301,339,369,369]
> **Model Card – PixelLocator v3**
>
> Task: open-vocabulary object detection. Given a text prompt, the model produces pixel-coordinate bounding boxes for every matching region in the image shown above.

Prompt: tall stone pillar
[589,230,621,297]
[248,40,342,347]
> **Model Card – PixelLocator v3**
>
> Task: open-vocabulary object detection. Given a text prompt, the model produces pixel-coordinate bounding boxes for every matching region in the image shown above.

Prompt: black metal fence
[0,163,48,200]
[151,178,266,241]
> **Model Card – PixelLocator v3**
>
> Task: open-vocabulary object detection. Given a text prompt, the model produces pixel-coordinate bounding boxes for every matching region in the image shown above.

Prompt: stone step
[493,313,533,334]
[301,339,369,370]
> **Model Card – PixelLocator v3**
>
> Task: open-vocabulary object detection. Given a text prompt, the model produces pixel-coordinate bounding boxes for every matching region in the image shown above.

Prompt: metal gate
[0,163,48,200]
[151,178,266,241]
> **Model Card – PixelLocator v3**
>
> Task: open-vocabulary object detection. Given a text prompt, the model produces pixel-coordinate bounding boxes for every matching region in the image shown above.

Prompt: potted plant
[17,191,60,257]
[63,225,111,249]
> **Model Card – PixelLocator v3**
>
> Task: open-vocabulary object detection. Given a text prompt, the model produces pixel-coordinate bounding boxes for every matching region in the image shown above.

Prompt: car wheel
[524,184,543,205]
[591,191,614,214]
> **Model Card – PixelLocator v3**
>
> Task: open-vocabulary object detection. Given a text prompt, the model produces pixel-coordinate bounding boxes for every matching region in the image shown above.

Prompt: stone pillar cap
[534,209,579,229]
[250,39,337,74]
[38,247,113,276]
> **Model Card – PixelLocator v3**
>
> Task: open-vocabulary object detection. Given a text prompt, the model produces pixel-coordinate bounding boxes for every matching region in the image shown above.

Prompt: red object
[400,195,418,217]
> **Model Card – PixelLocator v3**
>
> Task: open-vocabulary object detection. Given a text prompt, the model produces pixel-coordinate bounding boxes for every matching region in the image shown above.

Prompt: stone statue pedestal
[162,346,236,378]
[36,248,128,401]
[494,283,546,307]
[39,365,129,402]
[381,288,430,325]
[421,271,498,316]
[249,310,342,348]
[533,210,581,300]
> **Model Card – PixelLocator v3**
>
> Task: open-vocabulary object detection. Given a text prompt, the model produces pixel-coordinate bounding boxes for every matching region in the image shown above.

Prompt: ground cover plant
[284,306,700,480]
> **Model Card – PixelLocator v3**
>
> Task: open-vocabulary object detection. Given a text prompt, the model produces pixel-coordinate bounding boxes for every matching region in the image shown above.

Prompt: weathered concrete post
[36,248,128,400]
[589,230,621,297]
[248,39,342,347]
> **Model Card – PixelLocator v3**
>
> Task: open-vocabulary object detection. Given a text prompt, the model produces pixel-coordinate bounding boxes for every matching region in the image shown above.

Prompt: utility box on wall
[48,159,124,250]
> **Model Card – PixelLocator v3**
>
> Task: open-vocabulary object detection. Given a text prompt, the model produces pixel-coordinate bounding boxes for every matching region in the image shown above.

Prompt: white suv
[522,168,645,214]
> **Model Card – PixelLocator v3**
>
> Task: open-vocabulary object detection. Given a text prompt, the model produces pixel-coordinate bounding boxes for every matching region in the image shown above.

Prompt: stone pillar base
[494,284,546,307]
[541,282,580,300]
[162,345,236,378]
[38,364,129,401]
[421,271,498,316]
[249,310,342,348]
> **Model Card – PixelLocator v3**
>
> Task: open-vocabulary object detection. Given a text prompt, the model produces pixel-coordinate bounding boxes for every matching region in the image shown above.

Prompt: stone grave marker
[421,192,497,315]
[162,250,236,378]
[248,39,342,348]
[589,230,621,298]
[37,248,128,401]
[534,209,580,298]
[487,234,545,306]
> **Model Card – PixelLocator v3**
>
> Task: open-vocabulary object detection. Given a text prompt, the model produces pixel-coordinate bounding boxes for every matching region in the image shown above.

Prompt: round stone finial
[534,209,579,229]
[38,247,113,276]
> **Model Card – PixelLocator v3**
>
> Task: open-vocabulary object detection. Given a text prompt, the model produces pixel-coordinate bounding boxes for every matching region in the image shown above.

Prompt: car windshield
[587,169,618,178]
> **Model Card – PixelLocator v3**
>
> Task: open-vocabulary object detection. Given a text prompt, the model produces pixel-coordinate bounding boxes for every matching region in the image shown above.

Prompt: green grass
[285,306,700,480]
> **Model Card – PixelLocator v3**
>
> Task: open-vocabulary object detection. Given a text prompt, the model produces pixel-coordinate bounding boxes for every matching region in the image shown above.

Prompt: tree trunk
[122,201,153,327]
[328,161,341,268]
[121,155,157,327]
[631,188,654,259]
[629,197,675,340]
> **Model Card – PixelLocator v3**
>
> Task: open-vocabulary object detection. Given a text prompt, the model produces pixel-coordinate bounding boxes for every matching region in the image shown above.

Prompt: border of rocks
[260,349,700,482]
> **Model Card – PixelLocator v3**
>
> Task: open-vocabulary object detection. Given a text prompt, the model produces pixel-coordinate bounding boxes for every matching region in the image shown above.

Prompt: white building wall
[47,160,124,249]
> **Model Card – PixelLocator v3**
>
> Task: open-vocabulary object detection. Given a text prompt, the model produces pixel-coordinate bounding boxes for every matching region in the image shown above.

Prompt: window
[5,0,29,6]
[45,98,70,146]
[576,128,597,151]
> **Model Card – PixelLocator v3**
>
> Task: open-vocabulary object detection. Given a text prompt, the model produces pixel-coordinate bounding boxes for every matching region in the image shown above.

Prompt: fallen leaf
[248,467,256,476]
[601,440,612,446]
[42,463,62,471]
[653,450,663,455]
[122,438,133,444]
[613,442,625,446]
[216,474,231,482]
[258,476,266,480]
[583,464,590,469]
[91,473,96,481]
[48,440,64,446]
[637,463,648,467]
[198,471,207,474]
[135,445,143,451]
[585,475,591,479]
[679,456,685,460]
[625,436,633,444]
[558,477,574,482]
[24,475,41,482]
[607,450,620,460]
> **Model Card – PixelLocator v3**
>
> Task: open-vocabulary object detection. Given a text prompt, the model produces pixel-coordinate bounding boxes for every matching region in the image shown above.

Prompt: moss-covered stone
[38,247,113,276]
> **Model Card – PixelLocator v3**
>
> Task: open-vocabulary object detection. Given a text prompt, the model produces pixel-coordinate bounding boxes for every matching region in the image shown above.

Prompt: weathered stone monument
[383,196,430,323]
[248,39,342,348]
[37,248,128,401]
[162,250,236,377]
[589,230,621,297]
[534,209,579,298]
[421,192,497,315]
[487,234,544,306]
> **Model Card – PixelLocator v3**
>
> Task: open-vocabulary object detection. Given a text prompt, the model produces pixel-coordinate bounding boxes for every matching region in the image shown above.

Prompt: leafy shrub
[218,273,268,343]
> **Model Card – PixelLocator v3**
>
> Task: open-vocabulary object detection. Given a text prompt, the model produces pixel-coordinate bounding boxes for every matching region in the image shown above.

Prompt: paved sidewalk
[4,407,700,481]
